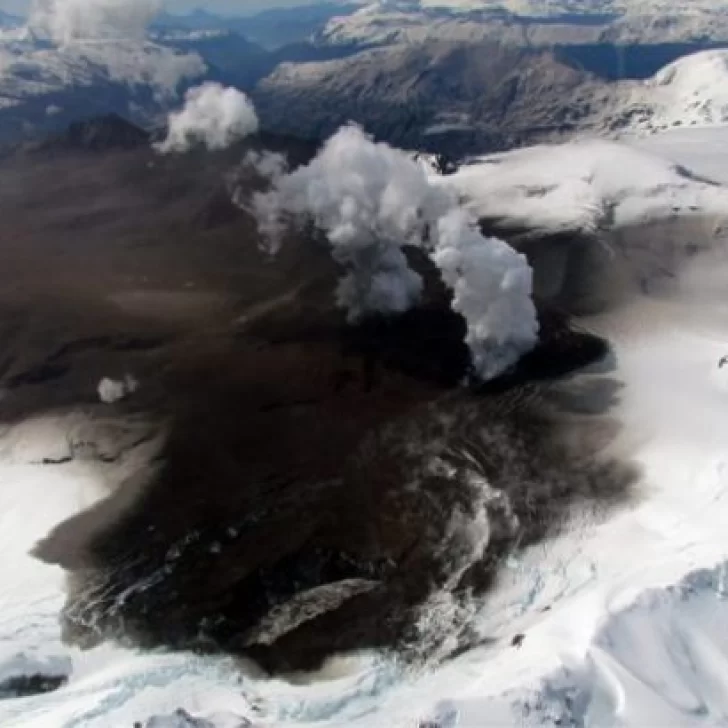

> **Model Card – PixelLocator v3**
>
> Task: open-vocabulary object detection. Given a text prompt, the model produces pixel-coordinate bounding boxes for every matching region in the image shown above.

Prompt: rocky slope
[255,40,607,154]
[249,0,728,154]
[320,0,728,47]
[255,41,728,155]
[1,2,728,152]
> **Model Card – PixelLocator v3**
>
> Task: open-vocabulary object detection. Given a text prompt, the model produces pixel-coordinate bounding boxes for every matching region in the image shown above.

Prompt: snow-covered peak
[347,0,728,14]
[618,50,728,133]
[321,0,728,46]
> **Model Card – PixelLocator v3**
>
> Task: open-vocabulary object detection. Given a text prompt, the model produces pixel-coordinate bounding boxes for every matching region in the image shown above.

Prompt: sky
[0,0,328,16]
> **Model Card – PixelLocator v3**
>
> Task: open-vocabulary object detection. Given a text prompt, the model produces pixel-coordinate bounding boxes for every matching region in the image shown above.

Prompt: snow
[416,562,728,726]
[0,415,257,728]
[5,129,728,727]
[414,0,728,13]
[408,127,728,724]
[0,36,205,103]
[0,0,215,118]
[628,125,728,185]
[0,424,99,718]
[435,137,728,235]
[613,50,728,134]
[320,1,728,46]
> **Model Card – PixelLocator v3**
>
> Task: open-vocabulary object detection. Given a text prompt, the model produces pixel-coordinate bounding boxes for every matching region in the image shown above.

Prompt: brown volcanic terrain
[0,127,637,674]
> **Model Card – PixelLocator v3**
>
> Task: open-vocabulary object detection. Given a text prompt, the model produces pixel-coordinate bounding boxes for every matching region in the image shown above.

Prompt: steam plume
[251,124,539,380]
[434,209,538,381]
[29,0,160,43]
[156,83,259,154]
[27,0,204,98]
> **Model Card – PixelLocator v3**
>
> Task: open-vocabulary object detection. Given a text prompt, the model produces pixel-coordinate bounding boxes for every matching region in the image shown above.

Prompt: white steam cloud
[243,150,289,183]
[26,0,204,98]
[434,210,538,380]
[156,82,259,154]
[252,126,441,319]
[251,124,539,380]
[29,0,160,44]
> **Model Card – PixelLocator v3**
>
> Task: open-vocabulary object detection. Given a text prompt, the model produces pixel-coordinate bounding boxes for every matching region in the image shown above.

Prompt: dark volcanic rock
[253,40,604,155]
[37,113,151,153]
[0,673,68,700]
[142,708,252,727]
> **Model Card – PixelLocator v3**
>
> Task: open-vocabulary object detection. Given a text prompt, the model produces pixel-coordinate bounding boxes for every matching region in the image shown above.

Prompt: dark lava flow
[0,127,639,674]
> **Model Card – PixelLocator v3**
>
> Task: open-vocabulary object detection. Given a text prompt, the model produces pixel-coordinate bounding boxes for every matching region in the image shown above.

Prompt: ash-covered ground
[0,127,640,676]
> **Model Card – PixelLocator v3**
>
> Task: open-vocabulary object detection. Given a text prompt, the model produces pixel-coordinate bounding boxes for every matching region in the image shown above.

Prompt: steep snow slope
[606,50,728,134]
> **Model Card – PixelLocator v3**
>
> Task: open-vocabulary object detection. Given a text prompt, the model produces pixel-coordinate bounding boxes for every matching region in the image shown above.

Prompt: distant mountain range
[0,1,727,153]
[319,0,728,46]
[252,1,728,154]
[0,0,367,147]
[152,3,361,49]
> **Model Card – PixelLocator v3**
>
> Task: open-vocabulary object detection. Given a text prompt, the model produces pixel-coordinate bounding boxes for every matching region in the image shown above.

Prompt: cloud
[25,0,205,97]
[250,124,539,380]
[252,124,441,320]
[93,42,206,100]
[155,82,259,153]
[97,375,138,404]
[243,149,289,182]
[29,0,161,44]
